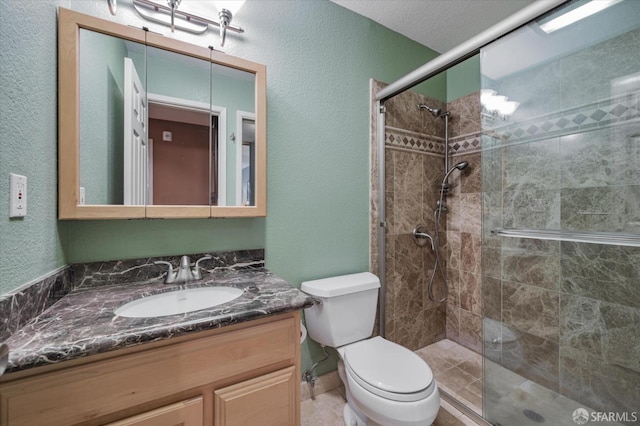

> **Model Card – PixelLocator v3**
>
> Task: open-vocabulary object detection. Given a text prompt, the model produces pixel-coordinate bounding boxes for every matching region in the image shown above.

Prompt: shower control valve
[412,224,435,250]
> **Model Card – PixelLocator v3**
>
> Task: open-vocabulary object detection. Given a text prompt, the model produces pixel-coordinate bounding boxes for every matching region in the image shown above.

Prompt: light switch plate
[9,173,27,218]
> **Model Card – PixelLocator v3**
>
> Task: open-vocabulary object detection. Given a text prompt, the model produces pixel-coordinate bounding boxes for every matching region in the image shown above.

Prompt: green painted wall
[446,54,481,101]
[0,0,68,295]
[0,0,443,374]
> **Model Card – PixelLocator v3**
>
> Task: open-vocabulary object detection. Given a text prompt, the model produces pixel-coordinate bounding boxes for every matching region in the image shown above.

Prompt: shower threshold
[416,339,621,426]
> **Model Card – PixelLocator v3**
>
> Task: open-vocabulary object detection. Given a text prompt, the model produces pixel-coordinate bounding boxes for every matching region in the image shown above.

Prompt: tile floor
[416,339,483,415]
[300,339,483,425]
[300,339,610,426]
[299,386,477,426]
[416,339,613,426]
[301,387,348,426]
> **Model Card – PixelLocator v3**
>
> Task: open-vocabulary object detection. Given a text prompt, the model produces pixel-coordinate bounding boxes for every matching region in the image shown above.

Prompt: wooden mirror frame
[58,8,266,219]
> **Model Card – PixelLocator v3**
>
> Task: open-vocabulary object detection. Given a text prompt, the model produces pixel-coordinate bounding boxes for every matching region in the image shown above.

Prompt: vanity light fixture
[132,0,245,46]
[168,0,181,33]
[107,0,117,15]
[539,0,623,34]
[214,1,246,47]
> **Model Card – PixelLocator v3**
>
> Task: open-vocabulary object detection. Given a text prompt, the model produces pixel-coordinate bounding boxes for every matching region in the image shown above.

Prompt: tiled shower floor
[301,339,608,426]
[416,339,483,415]
[418,340,619,426]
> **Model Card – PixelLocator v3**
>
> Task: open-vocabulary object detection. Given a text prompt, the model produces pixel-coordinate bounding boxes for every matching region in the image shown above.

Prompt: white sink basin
[115,286,244,318]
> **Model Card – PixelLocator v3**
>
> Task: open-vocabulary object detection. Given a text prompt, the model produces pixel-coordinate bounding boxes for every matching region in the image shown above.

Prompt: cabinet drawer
[0,317,296,426]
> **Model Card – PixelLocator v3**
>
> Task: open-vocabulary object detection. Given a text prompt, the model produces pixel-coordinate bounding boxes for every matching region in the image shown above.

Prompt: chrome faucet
[154,255,212,284]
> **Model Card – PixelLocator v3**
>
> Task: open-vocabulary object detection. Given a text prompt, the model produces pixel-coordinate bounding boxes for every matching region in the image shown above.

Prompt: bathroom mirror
[59,8,266,219]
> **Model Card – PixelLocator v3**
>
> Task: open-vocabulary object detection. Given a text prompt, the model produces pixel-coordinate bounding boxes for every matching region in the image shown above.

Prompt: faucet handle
[154,261,176,284]
[193,255,212,280]
[179,255,191,268]
[412,224,435,250]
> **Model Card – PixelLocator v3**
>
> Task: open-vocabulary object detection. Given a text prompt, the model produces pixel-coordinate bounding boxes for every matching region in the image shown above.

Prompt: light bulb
[484,95,507,112]
[480,89,497,106]
[498,100,519,116]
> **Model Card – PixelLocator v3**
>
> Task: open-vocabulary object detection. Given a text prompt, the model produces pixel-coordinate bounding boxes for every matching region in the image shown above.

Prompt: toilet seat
[343,337,435,403]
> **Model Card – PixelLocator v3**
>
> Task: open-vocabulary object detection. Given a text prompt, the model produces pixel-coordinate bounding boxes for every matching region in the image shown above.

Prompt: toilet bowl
[338,337,440,426]
[302,273,440,425]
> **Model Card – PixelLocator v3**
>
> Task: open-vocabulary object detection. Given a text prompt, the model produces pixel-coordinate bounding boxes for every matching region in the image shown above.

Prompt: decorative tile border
[385,126,482,156]
[385,126,445,155]
[449,132,483,155]
[488,91,640,145]
[384,89,639,158]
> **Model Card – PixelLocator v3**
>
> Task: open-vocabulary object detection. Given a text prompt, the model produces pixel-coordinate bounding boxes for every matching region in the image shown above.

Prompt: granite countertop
[4,266,313,374]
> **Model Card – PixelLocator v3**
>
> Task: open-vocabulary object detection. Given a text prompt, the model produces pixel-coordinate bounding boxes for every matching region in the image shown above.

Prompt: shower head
[418,104,449,117]
[454,161,469,171]
[442,161,469,188]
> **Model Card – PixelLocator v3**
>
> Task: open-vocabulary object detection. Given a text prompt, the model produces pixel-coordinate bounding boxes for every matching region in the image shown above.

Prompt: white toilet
[302,272,440,426]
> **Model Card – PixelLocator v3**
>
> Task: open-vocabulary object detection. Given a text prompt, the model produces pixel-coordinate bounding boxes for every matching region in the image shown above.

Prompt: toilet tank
[301,272,380,348]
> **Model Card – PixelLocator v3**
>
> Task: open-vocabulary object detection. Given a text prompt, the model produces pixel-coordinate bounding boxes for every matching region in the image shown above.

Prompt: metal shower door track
[375,0,567,102]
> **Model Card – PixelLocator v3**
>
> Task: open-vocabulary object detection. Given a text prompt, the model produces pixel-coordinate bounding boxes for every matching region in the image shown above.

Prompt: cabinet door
[214,367,298,426]
[106,397,203,426]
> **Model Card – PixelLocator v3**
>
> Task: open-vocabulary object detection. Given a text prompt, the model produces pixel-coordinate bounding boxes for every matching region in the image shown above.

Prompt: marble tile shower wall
[445,93,483,354]
[481,27,640,417]
[382,86,447,350]
[370,80,484,353]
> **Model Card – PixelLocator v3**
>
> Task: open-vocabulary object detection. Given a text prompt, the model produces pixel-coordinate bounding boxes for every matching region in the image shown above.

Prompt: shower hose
[428,188,448,303]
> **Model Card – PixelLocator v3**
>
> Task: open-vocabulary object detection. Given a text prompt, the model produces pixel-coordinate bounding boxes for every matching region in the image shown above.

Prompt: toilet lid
[344,337,435,402]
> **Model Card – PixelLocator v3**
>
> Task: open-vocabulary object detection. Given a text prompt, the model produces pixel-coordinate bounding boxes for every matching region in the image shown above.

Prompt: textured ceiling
[331,0,537,53]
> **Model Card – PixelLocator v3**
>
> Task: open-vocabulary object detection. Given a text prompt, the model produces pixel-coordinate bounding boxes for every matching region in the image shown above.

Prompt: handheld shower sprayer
[443,161,469,183]
[440,161,469,194]
[416,102,469,303]
[427,160,470,303]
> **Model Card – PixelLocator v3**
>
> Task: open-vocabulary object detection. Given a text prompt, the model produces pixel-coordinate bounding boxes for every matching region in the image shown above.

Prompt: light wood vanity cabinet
[214,366,297,426]
[106,397,204,426]
[0,312,301,426]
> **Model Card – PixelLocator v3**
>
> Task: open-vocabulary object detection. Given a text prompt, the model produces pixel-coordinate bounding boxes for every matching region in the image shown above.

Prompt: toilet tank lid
[301,272,380,298]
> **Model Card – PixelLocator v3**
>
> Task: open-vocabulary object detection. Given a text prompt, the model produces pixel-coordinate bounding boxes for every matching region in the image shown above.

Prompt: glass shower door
[481,1,640,425]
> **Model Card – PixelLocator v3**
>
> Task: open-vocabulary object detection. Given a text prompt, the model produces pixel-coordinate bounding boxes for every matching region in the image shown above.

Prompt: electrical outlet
[9,173,27,218]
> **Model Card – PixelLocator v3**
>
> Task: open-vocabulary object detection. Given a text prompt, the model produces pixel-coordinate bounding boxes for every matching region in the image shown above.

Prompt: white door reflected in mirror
[123,57,148,205]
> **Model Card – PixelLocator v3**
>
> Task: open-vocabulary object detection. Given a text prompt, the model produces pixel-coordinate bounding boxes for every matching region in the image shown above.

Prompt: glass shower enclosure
[481,1,640,425]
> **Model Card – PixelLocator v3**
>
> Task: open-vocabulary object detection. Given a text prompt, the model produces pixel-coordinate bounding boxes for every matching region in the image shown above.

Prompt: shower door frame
[374,0,567,339]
